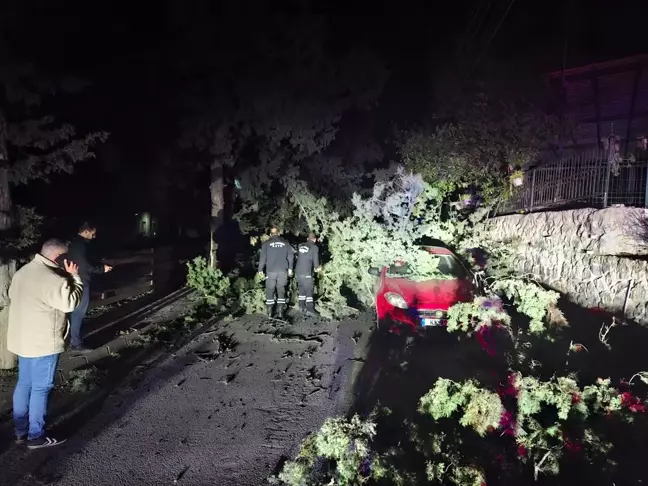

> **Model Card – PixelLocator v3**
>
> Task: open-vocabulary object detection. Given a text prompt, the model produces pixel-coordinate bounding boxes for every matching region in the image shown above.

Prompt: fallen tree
[181,140,648,485]
[226,170,646,485]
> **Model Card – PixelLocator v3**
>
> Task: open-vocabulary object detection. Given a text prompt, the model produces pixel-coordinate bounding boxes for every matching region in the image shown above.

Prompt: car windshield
[386,254,467,281]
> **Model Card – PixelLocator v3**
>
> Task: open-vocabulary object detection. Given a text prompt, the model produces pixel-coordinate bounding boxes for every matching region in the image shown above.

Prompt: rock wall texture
[482,207,648,325]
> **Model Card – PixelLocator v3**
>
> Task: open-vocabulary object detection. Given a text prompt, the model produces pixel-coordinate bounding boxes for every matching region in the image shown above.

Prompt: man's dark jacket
[258,235,294,274]
[295,240,319,276]
[59,235,105,283]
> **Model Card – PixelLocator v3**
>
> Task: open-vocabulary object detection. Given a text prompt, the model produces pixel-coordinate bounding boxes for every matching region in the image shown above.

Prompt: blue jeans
[13,354,59,440]
[69,283,90,347]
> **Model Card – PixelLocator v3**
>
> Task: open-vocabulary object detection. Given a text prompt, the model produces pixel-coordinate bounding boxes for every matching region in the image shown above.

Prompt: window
[386,254,468,280]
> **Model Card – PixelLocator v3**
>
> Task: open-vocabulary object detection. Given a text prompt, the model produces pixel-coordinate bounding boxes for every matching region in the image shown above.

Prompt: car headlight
[385,292,408,309]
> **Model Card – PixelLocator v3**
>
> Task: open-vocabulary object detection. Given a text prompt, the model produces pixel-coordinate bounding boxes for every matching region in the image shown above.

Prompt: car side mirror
[368,267,381,277]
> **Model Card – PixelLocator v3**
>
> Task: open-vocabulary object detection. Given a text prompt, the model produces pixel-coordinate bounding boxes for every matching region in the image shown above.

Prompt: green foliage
[270,414,391,486]
[278,169,490,319]
[417,373,640,482]
[66,367,103,394]
[186,257,231,307]
[0,205,43,253]
[232,274,266,315]
[491,278,563,334]
[513,375,628,478]
[409,426,486,486]
[232,165,553,323]
[426,459,485,486]
[446,296,511,333]
[419,378,504,436]
[398,89,565,201]
[186,257,271,316]
[0,55,108,261]
[8,123,109,185]
[1,56,109,186]
[509,169,525,182]
[444,276,566,340]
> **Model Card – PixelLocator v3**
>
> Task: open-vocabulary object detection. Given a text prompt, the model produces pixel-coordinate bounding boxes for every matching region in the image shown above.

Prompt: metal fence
[495,149,648,215]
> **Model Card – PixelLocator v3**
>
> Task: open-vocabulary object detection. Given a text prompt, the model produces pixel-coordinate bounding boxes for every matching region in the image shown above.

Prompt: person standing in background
[8,239,83,449]
[295,232,321,316]
[257,226,293,319]
[58,222,112,352]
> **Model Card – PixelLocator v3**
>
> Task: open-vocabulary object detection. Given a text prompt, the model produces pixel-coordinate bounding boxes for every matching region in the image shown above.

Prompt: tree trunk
[209,159,225,269]
[0,116,17,368]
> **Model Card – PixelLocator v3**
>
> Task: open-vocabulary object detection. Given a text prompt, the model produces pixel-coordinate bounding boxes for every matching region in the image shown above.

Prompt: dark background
[3,0,648,248]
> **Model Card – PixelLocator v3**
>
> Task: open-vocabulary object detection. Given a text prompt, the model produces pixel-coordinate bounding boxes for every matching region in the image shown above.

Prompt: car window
[386,261,413,277]
[386,255,468,280]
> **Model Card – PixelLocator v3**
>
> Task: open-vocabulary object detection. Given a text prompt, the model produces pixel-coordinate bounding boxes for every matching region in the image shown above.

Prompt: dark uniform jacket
[295,241,319,276]
[58,235,105,284]
[258,235,294,274]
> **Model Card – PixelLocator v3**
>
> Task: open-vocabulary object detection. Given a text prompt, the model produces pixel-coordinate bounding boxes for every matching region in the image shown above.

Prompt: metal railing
[496,149,648,215]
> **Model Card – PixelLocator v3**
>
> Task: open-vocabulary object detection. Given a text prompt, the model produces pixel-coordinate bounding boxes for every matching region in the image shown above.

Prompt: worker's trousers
[265,272,288,307]
[297,274,315,311]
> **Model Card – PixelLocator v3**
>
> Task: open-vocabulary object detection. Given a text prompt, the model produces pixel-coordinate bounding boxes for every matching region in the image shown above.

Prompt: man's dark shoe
[276,304,285,319]
[266,305,274,317]
[71,345,92,354]
[15,435,26,445]
[27,436,66,450]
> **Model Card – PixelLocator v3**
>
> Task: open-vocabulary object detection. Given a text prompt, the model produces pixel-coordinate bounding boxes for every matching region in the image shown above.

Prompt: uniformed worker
[295,232,321,316]
[258,227,294,318]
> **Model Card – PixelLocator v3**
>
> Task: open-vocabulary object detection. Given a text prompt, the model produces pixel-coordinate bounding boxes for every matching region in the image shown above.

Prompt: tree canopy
[0,49,108,252]
[399,80,568,200]
[171,4,388,241]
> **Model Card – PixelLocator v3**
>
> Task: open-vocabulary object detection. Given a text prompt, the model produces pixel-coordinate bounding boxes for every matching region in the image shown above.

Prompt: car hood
[384,277,472,309]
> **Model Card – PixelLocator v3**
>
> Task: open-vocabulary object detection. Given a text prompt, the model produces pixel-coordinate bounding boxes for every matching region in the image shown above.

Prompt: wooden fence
[88,246,183,310]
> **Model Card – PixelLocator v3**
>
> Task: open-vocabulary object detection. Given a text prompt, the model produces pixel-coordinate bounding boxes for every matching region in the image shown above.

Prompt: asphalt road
[0,312,370,486]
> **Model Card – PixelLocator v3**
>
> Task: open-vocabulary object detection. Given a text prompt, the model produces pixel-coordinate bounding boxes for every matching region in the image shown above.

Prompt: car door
[450,252,484,296]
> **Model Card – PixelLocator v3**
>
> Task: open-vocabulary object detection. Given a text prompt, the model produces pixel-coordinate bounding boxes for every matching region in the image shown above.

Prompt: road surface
[0,312,371,486]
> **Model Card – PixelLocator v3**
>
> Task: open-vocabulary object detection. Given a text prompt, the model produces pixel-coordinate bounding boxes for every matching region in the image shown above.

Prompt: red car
[368,245,476,333]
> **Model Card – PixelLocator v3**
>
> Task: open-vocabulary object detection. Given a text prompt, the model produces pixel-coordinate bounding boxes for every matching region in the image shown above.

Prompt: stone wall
[481,207,648,325]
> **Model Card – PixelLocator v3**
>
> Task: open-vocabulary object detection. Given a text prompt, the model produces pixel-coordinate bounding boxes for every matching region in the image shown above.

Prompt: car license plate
[422,318,442,327]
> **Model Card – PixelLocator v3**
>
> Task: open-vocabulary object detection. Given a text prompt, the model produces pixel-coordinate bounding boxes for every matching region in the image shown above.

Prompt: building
[547,53,648,158]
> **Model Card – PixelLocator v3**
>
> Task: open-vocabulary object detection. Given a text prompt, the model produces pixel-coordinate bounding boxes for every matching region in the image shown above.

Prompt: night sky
[3,0,648,238]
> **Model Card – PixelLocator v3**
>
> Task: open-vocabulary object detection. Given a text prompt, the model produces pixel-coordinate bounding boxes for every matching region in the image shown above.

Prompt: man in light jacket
[8,239,83,449]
